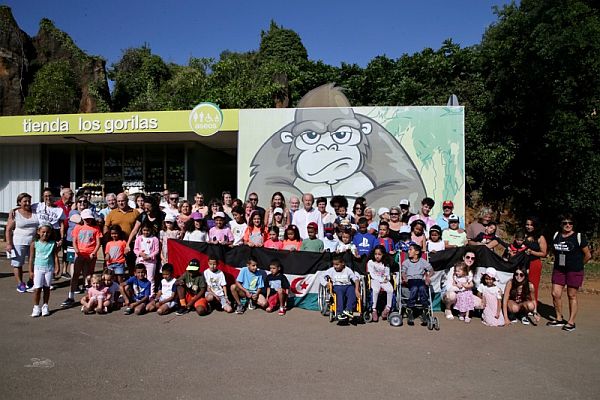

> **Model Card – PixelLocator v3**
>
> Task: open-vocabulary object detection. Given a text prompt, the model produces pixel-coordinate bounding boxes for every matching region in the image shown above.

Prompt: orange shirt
[105,240,126,264]
[72,224,102,257]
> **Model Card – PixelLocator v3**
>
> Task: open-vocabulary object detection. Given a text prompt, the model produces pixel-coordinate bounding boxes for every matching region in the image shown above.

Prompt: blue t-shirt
[125,276,151,301]
[353,231,377,256]
[236,267,265,293]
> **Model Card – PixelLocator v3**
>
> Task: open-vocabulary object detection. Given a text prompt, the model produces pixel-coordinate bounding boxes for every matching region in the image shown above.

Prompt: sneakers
[381,307,390,320]
[521,316,530,325]
[75,286,85,295]
[464,317,471,324]
[445,310,455,320]
[407,309,415,326]
[26,286,36,293]
[175,308,189,316]
[61,272,71,279]
[371,309,379,323]
[337,313,348,321]
[31,305,41,317]
[278,307,286,316]
[343,310,353,319]
[235,303,245,314]
[247,299,256,310]
[16,283,27,293]
[562,323,576,332]
[41,304,50,317]
[123,307,134,315]
[546,319,567,327]
[61,298,75,308]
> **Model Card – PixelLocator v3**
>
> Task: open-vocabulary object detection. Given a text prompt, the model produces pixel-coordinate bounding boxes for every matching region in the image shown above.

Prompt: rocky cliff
[0,6,110,115]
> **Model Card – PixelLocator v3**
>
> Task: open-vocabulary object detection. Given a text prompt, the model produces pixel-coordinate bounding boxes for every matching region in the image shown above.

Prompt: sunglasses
[465,255,475,260]
[170,197,179,201]
[249,198,258,201]
[78,200,88,204]
[390,213,399,216]
[514,272,525,277]
[561,221,573,226]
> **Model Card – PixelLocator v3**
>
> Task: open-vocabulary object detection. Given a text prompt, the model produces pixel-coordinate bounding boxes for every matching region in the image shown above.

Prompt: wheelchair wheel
[433,316,440,331]
[329,310,336,323]
[363,310,372,323]
[318,285,328,316]
[388,312,403,327]
[427,317,434,330]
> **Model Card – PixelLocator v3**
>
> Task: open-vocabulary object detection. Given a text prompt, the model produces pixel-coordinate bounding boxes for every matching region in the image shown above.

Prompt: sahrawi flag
[167,240,527,311]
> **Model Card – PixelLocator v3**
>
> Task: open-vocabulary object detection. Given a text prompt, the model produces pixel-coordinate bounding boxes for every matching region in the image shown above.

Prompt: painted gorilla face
[281,114,372,185]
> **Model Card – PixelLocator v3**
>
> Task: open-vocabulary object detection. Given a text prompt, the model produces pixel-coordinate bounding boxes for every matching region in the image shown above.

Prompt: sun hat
[484,267,497,280]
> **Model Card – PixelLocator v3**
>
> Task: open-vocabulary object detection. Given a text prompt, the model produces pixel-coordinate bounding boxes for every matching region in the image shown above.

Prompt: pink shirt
[264,239,283,250]
[88,286,109,300]
[208,226,234,243]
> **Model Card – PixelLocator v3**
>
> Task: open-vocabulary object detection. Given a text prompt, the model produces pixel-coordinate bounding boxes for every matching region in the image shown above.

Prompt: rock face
[0,6,110,115]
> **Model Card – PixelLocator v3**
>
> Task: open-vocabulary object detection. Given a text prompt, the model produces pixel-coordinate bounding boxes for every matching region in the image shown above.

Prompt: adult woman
[387,206,403,243]
[364,207,378,235]
[33,188,65,245]
[352,201,365,220]
[502,268,538,326]
[133,193,146,214]
[264,192,290,227]
[222,190,233,218]
[127,196,166,247]
[442,250,482,319]
[176,200,192,231]
[244,200,254,223]
[206,199,226,230]
[191,192,208,216]
[5,193,39,293]
[466,207,493,240]
[547,214,591,331]
[524,216,547,304]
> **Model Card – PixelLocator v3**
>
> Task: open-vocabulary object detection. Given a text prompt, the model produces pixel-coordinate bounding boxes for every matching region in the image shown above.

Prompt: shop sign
[189,102,223,136]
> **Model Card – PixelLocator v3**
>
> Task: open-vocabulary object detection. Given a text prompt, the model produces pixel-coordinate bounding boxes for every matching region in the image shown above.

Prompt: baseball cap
[307,222,318,231]
[399,199,410,206]
[273,207,283,215]
[80,209,94,220]
[164,214,175,223]
[449,214,459,222]
[191,212,203,220]
[186,259,200,271]
[443,200,454,208]
[377,207,390,216]
[213,211,225,219]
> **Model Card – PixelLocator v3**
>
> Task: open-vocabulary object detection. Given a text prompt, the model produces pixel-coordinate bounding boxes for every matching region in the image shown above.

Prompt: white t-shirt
[228,220,247,246]
[336,242,357,253]
[427,240,445,252]
[183,230,207,242]
[160,277,176,299]
[32,202,65,229]
[204,269,226,297]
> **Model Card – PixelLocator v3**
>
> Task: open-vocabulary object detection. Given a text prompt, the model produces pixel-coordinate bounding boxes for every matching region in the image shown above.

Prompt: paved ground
[1,256,599,400]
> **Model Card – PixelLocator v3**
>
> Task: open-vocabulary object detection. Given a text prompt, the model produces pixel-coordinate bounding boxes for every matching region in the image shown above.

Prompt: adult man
[163,191,180,218]
[104,193,140,272]
[407,197,436,231]
[292,193,323,239]
[159,189,170,210]
[248,192,265,219]
[33,188,65,244]
[98,193,118,221]
[398,199,415,224]
[436,200,464,230]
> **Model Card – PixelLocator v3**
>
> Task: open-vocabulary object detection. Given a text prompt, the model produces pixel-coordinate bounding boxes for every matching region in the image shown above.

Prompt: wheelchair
[318,274,367,324]
[387,275,440,330]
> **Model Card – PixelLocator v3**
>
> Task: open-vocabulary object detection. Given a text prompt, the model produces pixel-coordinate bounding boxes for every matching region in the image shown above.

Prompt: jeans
[407,279,429,308]
[333,284,356,314]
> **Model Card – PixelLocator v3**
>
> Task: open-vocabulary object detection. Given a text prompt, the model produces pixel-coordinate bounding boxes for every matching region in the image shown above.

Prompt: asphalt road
[1,257,599,400]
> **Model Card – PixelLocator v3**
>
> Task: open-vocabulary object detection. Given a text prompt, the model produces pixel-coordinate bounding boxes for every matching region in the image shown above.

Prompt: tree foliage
[24,60,80,114]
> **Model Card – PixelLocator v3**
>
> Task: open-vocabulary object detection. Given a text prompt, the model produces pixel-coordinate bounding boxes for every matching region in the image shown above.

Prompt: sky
[3,0,513,69]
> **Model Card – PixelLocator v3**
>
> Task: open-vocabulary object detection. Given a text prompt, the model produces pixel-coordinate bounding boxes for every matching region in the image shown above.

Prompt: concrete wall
[0,145,41,212]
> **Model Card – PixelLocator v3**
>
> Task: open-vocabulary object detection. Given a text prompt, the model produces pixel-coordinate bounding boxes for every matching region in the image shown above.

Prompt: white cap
[213,211,226,219]
[80,209,94,220]
[273,207,283,215]
[164,214,175,223]
[449,214,459,222]
[377,207,390,216]
[399,199,410,206]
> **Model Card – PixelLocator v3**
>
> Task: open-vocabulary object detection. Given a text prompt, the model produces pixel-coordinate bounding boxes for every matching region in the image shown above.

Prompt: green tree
[24,60,80,114]
[258,20,308,65]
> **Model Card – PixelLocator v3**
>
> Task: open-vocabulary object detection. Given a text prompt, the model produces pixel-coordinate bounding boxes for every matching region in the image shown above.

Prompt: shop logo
[189,102,223,136]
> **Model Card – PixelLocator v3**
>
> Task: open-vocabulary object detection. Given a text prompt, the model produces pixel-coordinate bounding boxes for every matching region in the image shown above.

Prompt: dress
[453,274,474,313]
[479,284,505,326]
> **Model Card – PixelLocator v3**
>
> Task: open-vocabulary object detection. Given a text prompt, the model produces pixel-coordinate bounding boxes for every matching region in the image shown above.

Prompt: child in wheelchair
[320,253,361,322]
[401,244,433,326]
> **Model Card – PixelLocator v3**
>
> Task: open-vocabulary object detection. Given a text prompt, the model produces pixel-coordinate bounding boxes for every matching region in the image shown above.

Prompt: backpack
[553,231,581,247]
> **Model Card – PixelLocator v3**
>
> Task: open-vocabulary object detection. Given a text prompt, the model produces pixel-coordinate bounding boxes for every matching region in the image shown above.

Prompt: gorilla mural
[244,84,426,209]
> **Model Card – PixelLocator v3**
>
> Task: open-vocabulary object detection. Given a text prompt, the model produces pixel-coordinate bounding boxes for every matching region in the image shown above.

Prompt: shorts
[75,256,96,274]
[552,268,584,288]
[33,270,53,288]
[107,263,125,275]
[207,292,229,308]
[10,244,30,267]
[185,293,208,310]
[158,294,177,309]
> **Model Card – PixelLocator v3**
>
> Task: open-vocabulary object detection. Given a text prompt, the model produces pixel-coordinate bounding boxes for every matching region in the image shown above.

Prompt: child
[335,205,355,228]
[477,267,505,326]
[320,253,361,321]
[264,226,284,250]
[203,256,233,313]
[243,211,268,247]
[367,245,394,322]
[401,244,433,326]
[508,230,528,257]
[442,215,467,249]
[322,226,339,253]
[469,221,502,249]
[209,212,234,245]
[452,262,474,322]
[229,206,247,246]
[271,207,287,241]
[146,263,177,315]
[265,260,290,315]
[160,214,180,264]
[61,209,102,308]
[426,225,445,253]
[120,263,151,315]
[102,270,121,310]
[134,224,160,294]
[105,225,126,283]
[376,221,395,254]
[28,224,59,317]
[183,213,208,242]
[300,222,324,252]
[81,274,110,314]
[409,219,427,249]
[336,230,358,258]
[281,225,302,251]
[231,256,266,313]
[353,217,377,257]
[175,259,209,316]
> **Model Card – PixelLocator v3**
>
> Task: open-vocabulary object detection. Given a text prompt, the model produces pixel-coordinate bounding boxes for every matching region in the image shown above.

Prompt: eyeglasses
[514,272,525,277]
[465,255,475,260]
[561,221,573,226]
[390,213,399,216]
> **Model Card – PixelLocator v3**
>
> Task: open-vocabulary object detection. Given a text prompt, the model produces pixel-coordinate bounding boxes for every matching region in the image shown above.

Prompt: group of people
[4,187,592,331]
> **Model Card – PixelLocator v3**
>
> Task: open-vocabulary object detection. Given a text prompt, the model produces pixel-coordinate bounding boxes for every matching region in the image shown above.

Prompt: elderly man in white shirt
[292,193,323,239]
